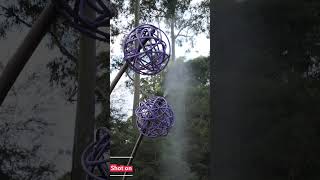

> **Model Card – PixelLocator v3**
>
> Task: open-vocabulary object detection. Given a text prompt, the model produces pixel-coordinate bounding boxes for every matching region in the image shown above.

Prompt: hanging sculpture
[111,24,171,91]
[81,127,111,180]
[135,96,174,137]
[108,24,173,180]
[54,0,117,41]
[123,24,171,75]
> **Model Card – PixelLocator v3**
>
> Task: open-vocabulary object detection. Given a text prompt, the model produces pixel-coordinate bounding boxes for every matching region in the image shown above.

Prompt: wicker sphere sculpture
[135,96,174,138]
[54,0,117,41]
[123,24,171,75]
[81,127,110,180]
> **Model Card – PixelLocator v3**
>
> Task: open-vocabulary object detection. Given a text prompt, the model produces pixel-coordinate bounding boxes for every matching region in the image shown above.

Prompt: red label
[110,164,134,173]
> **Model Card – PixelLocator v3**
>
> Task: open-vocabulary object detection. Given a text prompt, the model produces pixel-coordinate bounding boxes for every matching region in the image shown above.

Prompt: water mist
[160,59,195,180]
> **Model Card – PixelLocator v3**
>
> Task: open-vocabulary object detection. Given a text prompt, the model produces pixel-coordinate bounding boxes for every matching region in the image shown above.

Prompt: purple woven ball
[123,24,171,75]
[54,0,117,41]
[81,127,110,180]
[135,96,174,138]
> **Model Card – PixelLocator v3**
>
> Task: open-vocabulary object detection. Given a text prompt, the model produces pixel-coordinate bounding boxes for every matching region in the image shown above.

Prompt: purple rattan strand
[135,96,174,138]
[123,24,171,75]
[53,0,117,41]
[81,127,110,180]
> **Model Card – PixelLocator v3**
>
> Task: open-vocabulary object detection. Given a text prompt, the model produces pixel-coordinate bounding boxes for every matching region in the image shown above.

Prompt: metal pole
[109,30,155,94]
[0,3,57,106]
[110,62,129,92]
[122,133,144,180]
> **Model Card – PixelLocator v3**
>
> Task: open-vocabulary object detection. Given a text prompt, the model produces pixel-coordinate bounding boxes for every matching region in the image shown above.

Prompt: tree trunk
[132,0,140,126]
[170,17,176,62]
[71,6,96,180]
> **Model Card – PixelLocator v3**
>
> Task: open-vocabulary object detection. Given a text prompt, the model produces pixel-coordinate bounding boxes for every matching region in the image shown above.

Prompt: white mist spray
[160,58,195,180]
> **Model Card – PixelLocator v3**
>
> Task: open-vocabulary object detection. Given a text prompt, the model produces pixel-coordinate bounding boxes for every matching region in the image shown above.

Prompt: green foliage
[140,74,165,99]
[185,57,209,179]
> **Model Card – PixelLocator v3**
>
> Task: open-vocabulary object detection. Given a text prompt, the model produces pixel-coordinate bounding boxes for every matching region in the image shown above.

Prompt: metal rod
[0,3,57,106]
[121,133,144,180]
[109,29,155,94]
[110,62,129,92]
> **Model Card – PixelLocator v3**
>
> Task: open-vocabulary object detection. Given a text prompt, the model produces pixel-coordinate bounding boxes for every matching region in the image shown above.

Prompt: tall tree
[140,0,209,61]
[132,0,141,125]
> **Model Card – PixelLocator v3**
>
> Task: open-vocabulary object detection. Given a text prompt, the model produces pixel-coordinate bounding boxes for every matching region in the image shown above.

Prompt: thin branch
[95,86,107,101]
[0,5,32,27]
[67,86,78,102]
[174,21,192,39]
[178,34,192,38]
[174,6,202,39]
[125,70,135,81]
[48,31,78,62]
[68,86,109,102]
